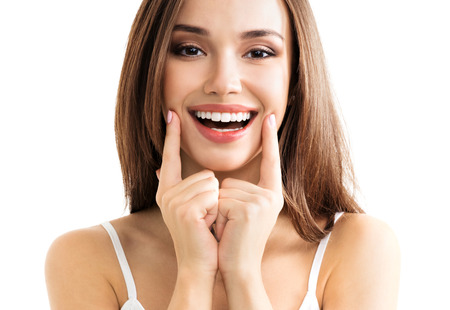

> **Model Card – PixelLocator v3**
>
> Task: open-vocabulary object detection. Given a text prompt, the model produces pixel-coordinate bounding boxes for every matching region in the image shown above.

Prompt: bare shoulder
[45,225,121,309]
[332,213,399,252]
[322,213,401,310]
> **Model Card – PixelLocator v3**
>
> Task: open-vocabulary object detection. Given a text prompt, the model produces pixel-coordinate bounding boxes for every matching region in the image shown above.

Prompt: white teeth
[212,127,244,132]
[211,112,221,122]
[194,111,252,123]
[221,113,231,122]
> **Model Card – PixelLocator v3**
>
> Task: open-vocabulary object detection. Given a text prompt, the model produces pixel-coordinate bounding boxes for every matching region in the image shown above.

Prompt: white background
[0,0,448,308]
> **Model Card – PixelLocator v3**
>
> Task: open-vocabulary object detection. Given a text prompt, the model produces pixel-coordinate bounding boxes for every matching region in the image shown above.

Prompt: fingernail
[269,114,276,127]
[167,110,173,124]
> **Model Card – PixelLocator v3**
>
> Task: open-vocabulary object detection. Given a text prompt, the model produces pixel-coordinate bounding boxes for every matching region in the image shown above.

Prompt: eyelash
[243,47,276,59]
[172,44,276,60]
[172,44,206,57]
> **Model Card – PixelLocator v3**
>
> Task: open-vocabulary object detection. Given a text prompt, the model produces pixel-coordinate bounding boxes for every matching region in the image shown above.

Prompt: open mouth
[191,111,256,132]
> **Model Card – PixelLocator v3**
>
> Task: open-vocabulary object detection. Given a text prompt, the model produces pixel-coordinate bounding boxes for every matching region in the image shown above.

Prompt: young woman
[45,0,400,309]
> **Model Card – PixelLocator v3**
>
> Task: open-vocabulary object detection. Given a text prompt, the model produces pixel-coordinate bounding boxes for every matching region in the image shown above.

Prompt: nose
[203,52,242,96]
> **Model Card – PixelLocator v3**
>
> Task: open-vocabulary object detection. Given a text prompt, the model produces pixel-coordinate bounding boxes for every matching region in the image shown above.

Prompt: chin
[202,160,246,172]
[190,146,261,173]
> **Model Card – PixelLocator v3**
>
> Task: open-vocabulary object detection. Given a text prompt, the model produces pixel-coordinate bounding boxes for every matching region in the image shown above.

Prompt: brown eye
[173,44,206,57]
[244,48,275,59]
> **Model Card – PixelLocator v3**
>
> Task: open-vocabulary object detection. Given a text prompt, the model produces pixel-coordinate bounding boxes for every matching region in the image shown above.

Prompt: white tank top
[102,212,344,310]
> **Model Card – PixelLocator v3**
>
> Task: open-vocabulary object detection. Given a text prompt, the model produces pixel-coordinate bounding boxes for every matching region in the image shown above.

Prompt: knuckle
[203,169,215,177]
[277,192,284,204]
[254,194,267,207]
[259,188,272,199]
[161,190,178,211]
[206,175,217,183]
[155,192,162,207]
[261,189,282,205]
[174,203,188,219]
[160,192,169,207]
[242,203,259,220]
[209,177,220,191]
[199,169,214,179]
[274,194,284,213]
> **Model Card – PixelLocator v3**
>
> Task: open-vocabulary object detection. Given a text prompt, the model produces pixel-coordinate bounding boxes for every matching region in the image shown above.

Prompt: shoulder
[322,213,401,310]
[46,225,116,269]
[332,213,399,254]
[45,224,121,309]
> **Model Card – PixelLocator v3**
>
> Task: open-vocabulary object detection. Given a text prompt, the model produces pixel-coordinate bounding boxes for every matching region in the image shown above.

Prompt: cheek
[245,63,290,115]
[163,60,205,112]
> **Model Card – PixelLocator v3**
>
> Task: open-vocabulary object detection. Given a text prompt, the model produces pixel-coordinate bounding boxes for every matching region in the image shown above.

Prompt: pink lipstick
[189,104,258,143]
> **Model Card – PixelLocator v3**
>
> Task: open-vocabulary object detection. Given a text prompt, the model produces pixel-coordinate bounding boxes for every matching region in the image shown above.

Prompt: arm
[45,228,120,310]
[157,111,219,310]
[323,215,401,310]
[216,114,283,309]
[167,269,216,310]
[47,112,218,310]
[221,268,273,309]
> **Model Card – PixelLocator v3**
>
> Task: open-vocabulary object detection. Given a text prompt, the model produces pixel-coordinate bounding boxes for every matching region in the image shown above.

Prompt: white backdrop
[0,0,448,308]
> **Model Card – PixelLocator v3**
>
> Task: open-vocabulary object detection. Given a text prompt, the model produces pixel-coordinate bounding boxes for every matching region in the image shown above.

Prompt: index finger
[258,114,282,191]
[159,110,182,189]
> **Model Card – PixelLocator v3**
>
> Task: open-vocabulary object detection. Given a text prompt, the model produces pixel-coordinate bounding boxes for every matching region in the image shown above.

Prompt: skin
[163,0,291,177]
[45,0,401,309]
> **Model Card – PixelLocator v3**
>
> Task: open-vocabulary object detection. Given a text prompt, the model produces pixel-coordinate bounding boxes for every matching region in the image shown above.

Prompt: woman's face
[163,0,292,173]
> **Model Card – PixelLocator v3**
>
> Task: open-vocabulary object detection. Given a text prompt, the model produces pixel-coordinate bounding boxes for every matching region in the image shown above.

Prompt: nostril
[203,69,243,95]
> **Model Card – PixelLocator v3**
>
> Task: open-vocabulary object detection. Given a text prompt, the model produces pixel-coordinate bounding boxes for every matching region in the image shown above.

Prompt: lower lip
[191,114,256,143]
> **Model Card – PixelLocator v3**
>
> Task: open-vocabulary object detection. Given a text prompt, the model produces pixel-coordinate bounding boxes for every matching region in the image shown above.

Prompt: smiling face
[163,0,292,175]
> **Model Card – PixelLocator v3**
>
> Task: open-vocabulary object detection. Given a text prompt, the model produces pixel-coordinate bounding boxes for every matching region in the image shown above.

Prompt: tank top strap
[101,222,138,300]
[306,212,344,292]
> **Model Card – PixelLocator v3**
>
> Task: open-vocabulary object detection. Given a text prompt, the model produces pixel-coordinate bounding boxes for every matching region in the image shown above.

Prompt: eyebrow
[240,29,284,41]
[172,24,284,41]
[173,24,210,36]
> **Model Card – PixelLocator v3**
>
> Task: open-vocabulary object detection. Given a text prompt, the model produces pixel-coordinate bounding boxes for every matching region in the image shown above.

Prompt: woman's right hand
[155,111,219,277]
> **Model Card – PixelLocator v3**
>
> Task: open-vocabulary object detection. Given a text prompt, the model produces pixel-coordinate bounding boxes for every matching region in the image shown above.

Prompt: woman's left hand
[215,114,284,283]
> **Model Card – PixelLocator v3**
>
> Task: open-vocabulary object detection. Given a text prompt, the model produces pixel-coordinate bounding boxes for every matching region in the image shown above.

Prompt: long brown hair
[115,0,363,243]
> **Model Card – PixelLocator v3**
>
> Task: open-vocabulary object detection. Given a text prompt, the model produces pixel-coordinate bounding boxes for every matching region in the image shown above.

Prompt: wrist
[220,260,262,280]
[221,266,262,287]
[177,260,218,278]
[169,268,216,310]
[177,266,217,286]
[220,268,272,309]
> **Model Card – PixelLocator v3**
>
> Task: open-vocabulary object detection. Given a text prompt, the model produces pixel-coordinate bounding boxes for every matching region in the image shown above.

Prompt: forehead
[175,0,290,35]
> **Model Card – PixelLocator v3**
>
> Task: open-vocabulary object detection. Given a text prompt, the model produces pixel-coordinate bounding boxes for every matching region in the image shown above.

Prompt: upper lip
[188,104,258,113]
